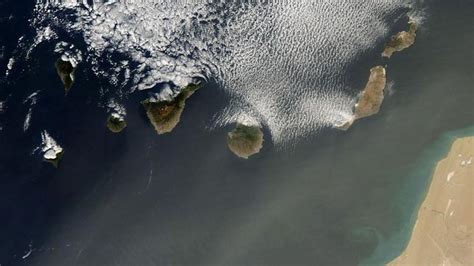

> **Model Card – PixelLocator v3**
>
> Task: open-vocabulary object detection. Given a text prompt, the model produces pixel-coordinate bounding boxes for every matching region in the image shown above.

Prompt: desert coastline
[389,136,473,265]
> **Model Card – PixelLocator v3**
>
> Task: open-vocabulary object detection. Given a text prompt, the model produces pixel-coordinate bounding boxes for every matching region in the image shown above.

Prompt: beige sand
[389,137,474,266]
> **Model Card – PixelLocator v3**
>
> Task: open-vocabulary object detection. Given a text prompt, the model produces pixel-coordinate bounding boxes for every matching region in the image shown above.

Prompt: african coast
[390,136,473,265]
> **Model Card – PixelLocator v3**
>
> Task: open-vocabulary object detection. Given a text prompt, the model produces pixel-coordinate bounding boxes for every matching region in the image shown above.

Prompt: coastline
[361,125,474,265]
[388,136,473,265]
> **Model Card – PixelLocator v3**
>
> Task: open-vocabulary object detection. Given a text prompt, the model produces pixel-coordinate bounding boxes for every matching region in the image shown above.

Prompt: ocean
[0,0,473,265]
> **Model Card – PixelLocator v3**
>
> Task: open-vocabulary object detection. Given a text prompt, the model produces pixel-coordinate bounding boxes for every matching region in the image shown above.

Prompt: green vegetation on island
[55,58,76,94]
[142,82,202,134]
[382,19,417,58]
[106,114,127,133]
[227,123,264,159]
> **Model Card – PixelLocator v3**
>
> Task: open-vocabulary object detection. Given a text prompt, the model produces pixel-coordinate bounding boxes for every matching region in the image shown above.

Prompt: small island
[336,66,386,130]
[227,121,264,159]
[142,83,201,134]
[55,58,76,94]
[106,113,127,133]
[389,137,474,265]
[41,131,64,168]
[382,19,417,58]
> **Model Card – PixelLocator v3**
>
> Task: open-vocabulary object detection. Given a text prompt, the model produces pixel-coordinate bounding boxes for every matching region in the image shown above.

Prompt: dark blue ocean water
[0,0,473,266]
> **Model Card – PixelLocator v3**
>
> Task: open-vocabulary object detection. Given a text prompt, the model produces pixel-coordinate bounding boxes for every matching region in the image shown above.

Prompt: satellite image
[0,0,473,265]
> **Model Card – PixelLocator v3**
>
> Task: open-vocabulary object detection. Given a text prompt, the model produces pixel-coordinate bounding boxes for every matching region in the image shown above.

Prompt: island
[227,121,264,159]
[142,83,201,134]
[336,66,386,130]
[382,19,417,58]
[106,113,127,133]
[55,58,76,94]
[41,130,64,168]
[389,137,474,265]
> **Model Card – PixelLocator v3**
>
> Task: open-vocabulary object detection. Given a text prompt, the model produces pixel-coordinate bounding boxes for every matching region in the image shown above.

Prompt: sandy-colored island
[336,19,417,130]
[382,19,417,58]
[55,58,76,94]
[336,66,386,130]
[227,122,264,159]
[142,83,201,134]
[389,137,474,266]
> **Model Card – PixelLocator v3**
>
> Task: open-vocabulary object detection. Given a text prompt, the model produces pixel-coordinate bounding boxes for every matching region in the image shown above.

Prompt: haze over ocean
[0,0,472,265]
